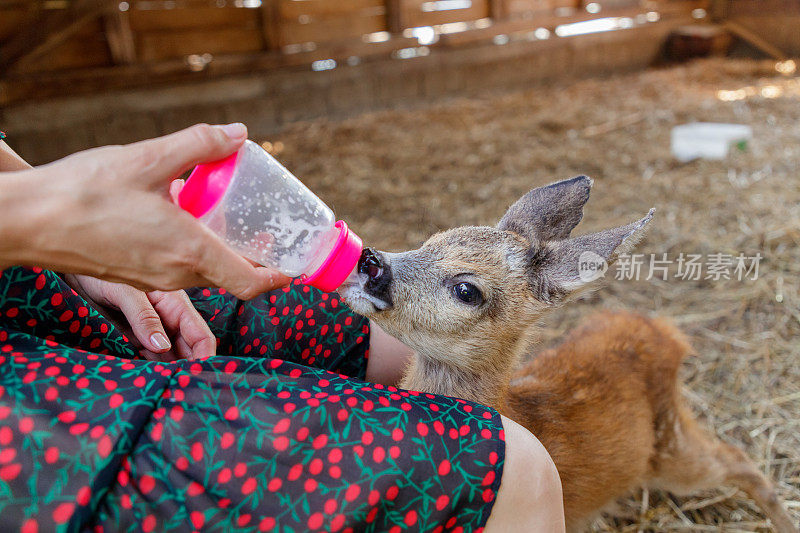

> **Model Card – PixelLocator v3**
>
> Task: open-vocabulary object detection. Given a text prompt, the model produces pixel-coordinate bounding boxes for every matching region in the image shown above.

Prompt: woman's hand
[64,274,216,361]
[0,124,291,299]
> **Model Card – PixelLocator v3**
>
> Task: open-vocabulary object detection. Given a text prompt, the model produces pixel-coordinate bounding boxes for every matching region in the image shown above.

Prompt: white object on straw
[671,122,753,162]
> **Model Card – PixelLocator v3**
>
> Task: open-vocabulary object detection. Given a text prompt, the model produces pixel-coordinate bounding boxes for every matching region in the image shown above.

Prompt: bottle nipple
[302,221,362,292]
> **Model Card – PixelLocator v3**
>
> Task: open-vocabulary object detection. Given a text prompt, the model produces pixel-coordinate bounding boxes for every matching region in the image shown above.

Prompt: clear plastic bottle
[178,140,362,292]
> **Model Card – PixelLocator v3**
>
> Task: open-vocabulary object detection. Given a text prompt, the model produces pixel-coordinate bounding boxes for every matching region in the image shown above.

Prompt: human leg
[484,416,565,532]
[92,356,506,532]
[188,284,413,386]
[187,280,370,378]
[0,267,510,532]
[364,321,414,386]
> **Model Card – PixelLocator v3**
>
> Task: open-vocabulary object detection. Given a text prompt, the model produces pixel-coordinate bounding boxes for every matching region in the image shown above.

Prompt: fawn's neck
[400,343,529,413]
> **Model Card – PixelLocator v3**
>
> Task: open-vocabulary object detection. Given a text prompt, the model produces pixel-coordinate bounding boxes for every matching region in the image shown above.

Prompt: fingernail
[150,332,171,351]
[218,122,247,139]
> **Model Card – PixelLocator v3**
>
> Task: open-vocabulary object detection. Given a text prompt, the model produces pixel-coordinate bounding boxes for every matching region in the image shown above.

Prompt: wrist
[0,169,59,269]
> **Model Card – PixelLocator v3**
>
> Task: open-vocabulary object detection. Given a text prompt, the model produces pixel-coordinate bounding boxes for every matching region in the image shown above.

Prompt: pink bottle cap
[303,221,363,293]
[178,151,239,218]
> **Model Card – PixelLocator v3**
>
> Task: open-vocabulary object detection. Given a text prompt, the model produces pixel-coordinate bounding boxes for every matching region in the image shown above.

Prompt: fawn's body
[341,176,797,532]
[508,311,795,532]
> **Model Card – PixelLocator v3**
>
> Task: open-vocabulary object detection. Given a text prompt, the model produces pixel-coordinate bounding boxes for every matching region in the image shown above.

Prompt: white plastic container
[671,122,753,162]
[178,140,362,292]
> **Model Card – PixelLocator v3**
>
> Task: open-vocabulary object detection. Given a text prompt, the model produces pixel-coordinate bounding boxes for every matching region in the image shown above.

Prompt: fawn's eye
[451,282,483,306]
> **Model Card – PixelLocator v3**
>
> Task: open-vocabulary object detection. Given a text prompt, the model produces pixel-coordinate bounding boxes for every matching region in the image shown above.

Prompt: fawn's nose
[358,248,393,308]
[359,248,384,280]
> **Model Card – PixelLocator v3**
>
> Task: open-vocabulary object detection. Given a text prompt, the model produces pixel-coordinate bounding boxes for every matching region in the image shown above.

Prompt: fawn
[339,176,797,533]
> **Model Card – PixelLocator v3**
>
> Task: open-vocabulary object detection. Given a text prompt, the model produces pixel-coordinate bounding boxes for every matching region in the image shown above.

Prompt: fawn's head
[340,176,654,376]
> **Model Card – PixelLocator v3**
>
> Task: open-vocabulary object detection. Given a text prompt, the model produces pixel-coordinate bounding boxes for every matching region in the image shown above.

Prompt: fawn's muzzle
[358,248,383,280]
[358,248,393,309]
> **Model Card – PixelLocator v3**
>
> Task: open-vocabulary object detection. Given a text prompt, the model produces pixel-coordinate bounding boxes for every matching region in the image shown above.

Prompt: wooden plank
[707,0,727,20]
[489,0,507,19]
[128,6,259,31]
[278,0,384,19]
[138,26,264,61]
[0,32,420,105]
[583,0,637,9]
[499,0,551,17]
[552,0,578,8]
[438,0,702,46]
[0,8,27,42]
[724,19,787,59]
[260,0,281,49]
[401,0,490,28]
[493,0,579,19]
[0,0,32,7]
[9,5,110,71]
[728,0,800,16]
[18,19,112,72]
[0,0,107,71]
[386,0,407,32]
[0,0,700,101]
[727,14,800,56]
[279,12,386,45]
[105,10,137,64]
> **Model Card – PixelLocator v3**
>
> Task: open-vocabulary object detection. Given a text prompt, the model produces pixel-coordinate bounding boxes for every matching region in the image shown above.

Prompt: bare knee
[484,415,565,533]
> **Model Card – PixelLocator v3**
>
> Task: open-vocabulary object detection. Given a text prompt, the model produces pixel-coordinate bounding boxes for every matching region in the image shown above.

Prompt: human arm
[1,132,220,360]
[0,126,290,359]
[0,124,291,298]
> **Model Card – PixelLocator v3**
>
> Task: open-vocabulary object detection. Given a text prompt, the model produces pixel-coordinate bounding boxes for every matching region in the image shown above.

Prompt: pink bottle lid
[178,151,239,218]
[303,220,362,293]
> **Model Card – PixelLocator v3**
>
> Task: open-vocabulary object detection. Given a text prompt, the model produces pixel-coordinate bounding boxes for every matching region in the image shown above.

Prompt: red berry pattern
[0,267,504,531]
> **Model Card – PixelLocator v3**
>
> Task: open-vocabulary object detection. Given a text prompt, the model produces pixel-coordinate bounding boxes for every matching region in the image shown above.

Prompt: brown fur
[505,311,796,532]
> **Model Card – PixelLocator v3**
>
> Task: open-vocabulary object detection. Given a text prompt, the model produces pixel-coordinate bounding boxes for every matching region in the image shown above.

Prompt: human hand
[0,124,291,299]
[64,274,216,361]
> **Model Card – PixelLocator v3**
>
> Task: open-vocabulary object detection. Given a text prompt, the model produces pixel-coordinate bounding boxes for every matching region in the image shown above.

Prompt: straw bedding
[265,57,800,531]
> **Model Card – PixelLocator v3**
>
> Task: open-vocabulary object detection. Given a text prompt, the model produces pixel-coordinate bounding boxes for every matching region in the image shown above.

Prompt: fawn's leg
[651,407,797,533]
[716,442,798,533]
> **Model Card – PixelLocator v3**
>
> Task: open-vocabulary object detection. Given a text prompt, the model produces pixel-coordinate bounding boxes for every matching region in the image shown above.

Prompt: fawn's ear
[498,176,593,242]
[528,209,655,304]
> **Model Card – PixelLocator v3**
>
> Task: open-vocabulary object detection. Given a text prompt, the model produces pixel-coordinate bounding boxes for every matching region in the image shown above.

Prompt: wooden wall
[2,15,694,165]
[726,0,800,56]
[0,0,697,105]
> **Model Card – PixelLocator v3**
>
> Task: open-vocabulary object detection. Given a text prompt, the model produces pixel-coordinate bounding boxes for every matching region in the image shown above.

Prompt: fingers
[148,290,217,360]
[169,179,185,205]
[243,256,292,288]
[190,226,292,299]
[187,335,217,360]
[130,123,248,187]
[173,337,195,360]
[255,266,293,292]
[113,287,172,354]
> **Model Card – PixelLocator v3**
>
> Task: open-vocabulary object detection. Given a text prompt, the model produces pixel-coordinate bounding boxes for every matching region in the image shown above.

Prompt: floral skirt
[0,266,505,532]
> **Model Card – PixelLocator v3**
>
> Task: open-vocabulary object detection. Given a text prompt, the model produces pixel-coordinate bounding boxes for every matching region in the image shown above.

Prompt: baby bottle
[177,140,362,292]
